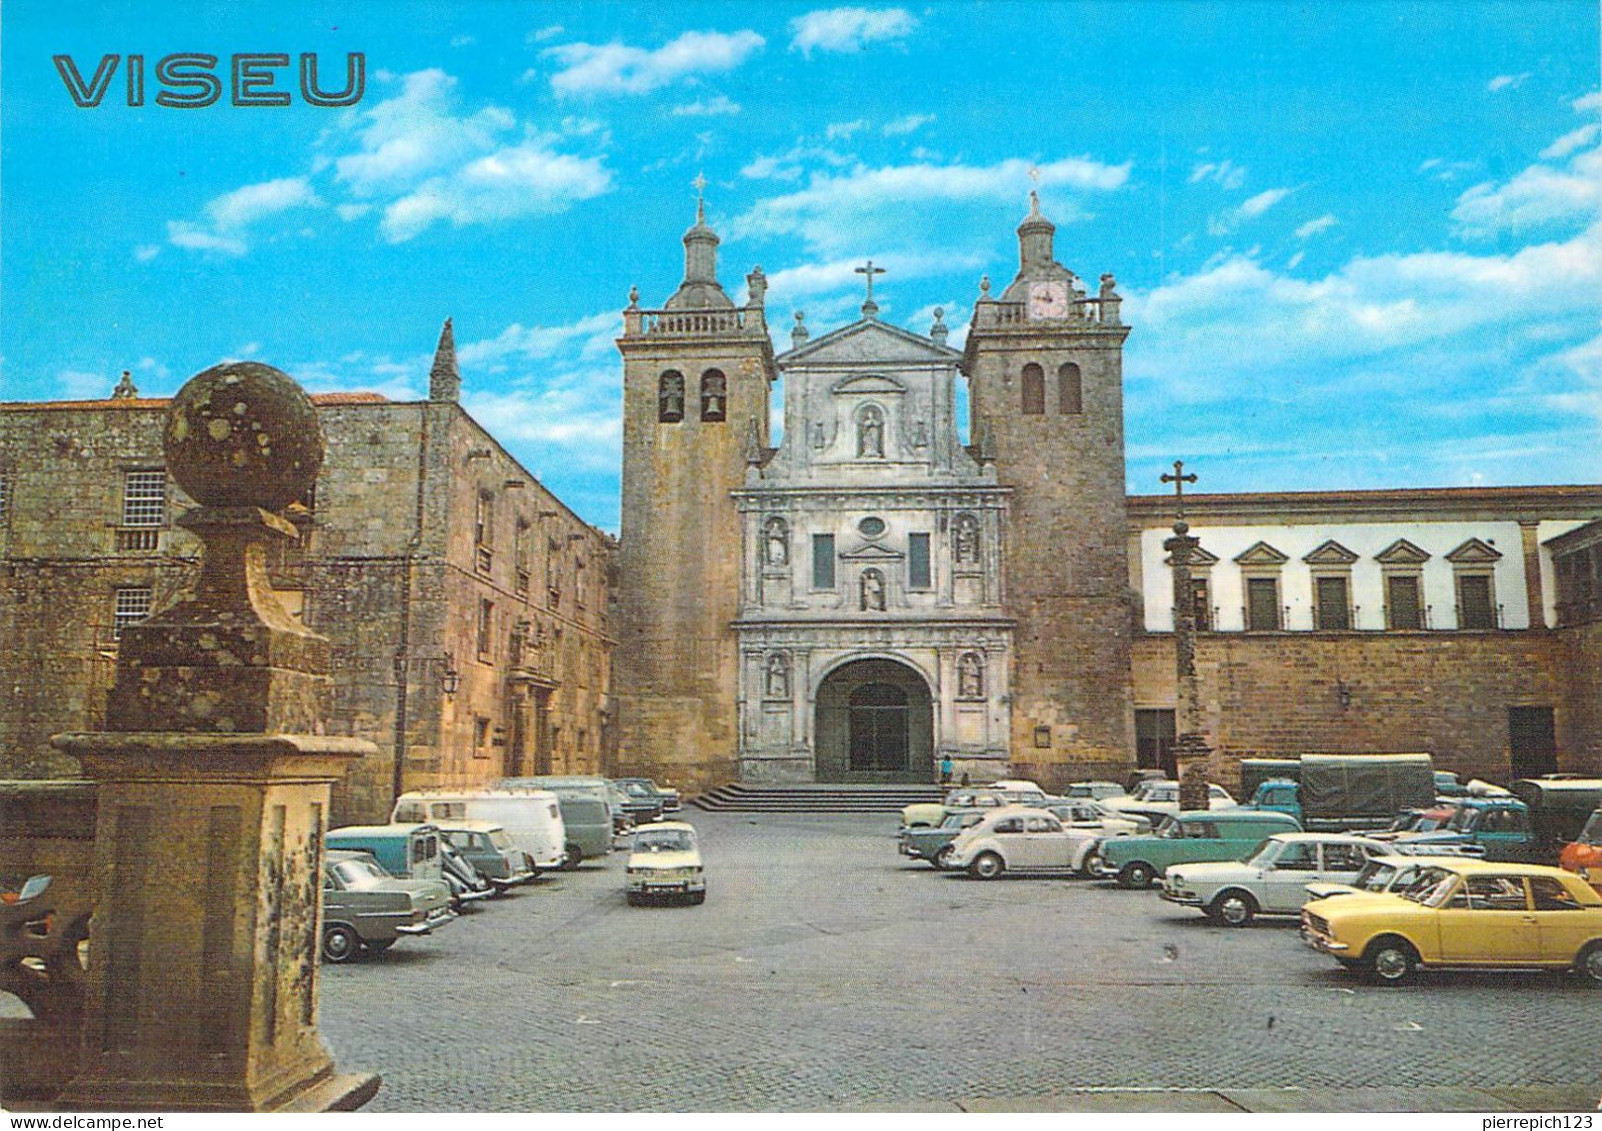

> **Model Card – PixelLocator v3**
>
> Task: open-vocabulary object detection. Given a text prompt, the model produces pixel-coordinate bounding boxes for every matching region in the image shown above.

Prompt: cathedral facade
[616,194,1134,789]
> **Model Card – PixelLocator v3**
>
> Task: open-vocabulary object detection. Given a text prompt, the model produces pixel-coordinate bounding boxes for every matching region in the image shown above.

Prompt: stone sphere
[164,362,323,510]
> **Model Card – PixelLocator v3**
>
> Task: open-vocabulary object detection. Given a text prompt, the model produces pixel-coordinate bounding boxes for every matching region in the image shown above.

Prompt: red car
[1560,807,1602,894]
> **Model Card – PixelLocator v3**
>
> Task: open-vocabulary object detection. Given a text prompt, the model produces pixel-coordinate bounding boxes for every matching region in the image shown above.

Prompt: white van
[391,789,566,873]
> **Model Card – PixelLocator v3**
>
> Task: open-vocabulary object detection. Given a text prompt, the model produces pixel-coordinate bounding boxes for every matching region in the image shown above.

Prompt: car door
[1261,840,1319,911]
[1529,875,1596,964]
[1437,874,1541,962]
[986,815,1026,867]
[1016,814,1064,870]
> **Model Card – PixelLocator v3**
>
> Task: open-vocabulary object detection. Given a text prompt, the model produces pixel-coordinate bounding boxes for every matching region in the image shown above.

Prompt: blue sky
[3,1,1598,531]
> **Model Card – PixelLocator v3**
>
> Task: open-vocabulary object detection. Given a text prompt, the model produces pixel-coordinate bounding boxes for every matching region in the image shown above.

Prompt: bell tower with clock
[962,191,1135,785]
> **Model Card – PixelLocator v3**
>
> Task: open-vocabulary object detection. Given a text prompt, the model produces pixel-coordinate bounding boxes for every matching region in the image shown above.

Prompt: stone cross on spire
[1161,459,1198,526]
[855,259,885,318]
[693,170,708,222]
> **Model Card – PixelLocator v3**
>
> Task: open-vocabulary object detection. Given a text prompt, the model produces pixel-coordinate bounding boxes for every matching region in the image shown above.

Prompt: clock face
[1028,280,1069,319]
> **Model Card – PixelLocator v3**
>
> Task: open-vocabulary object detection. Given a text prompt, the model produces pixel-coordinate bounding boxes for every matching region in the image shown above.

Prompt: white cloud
[457,312,619,370]
[134,244,161,262]
[882,113,934,137]
[450,34,476,48]
[1238,187,1291,218]
[826,119,868,141]
[1487,73,1531,92]
[1574,90,1601,113]
[380,140,611,242]
[736,155,1130,251]
[165,222,247,256]
[1540,123,1600,160]
[205,177,321,230]
[1451,145,1600,238]
[1295,214,1337,240]
[1419,157,1478,182]
[671,95,741,117]
[528,25,563,44]
[1286,251,1304,270]
[544,29,765,95]
[336,203,373,221]
[332,70,516,196]
[789,8,919,56]
[739,142,853,182]
[1188,159,1246,190]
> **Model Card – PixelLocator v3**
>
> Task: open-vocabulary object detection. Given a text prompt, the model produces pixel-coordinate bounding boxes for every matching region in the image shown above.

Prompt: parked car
[1042,799,1150,837]
[625,821,706,905]
[391,788,567,873]
[1303,853,1484,903]
[320,849,455,963]
[326,823,446,884]
[1371,802,1461,841]
[900,784,1049,830]
[499,776,617,867]
[609,778,666,825]
[1094,809,1302,889]
[945,806,1109,879]
[1160,832,1391,925]
[616,776,682,813]
[436,820,537,891]
[1560,808,1602,894]
[1100,779,1238,826]
[899,808,988,866]
[1062,781,1127,800]
[1300,860,1602,985]
[436,835,496,909]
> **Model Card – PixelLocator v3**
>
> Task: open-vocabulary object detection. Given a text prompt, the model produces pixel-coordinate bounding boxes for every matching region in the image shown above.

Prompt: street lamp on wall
[441,654,461,698]
[1335,677,1353,710]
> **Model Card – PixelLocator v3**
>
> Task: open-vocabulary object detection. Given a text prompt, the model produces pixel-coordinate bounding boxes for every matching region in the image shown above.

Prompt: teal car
[898,809,987,867]
[1094,809,1301,889]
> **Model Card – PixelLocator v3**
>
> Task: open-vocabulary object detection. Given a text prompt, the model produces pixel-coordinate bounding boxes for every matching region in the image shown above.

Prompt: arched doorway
[814,658,934,783]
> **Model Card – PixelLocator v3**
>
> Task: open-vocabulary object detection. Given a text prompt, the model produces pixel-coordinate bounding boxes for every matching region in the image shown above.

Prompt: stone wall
[1556,620,1602,772]
[1131,629,1591,790]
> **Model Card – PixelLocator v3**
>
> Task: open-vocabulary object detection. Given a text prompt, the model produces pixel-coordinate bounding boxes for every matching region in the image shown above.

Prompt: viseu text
[53,53,365,108]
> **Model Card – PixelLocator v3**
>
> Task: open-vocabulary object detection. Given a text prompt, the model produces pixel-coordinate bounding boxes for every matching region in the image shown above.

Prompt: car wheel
[1118,862,1155,890]
[561,843,583,871]
[1209,891,1257,927]
[1575,941,1602,985]
[933,845,956,870]
[1078,849,1101,877]
[1365,937,1418,985]
[969,852,1005,880]
[321,924,360,964]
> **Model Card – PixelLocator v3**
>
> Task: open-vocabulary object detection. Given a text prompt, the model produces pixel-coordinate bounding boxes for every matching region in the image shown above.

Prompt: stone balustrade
[622,306,766,338]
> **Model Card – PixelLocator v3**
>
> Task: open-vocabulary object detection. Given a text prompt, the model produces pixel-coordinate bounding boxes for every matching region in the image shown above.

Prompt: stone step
[689,782,944,813]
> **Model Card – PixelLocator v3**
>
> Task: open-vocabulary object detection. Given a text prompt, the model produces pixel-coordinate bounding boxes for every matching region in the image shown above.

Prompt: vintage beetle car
[945,805,1109,879]
[1094,809,1301,889]
[900,784,1049,830]
[625,821,706,905]
[436,820,537,891]
[1160,831,1390,925]
[1301,859,1602,985]
[321,849,455,963]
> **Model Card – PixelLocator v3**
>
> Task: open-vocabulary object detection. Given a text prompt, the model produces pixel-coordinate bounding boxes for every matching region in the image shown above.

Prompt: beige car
[625,821,706,905]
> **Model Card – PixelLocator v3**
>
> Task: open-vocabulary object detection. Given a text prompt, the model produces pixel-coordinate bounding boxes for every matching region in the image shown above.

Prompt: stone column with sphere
[52,363,379,1112]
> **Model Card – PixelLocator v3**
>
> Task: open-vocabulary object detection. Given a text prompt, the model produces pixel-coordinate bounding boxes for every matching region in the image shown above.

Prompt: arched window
[1021,363,1045,415]
[1058,362,1082,415]
[658,370,684,423]
[700,369,727,422]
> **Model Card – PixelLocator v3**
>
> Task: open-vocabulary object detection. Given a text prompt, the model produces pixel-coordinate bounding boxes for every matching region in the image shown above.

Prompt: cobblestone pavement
[317,811,1602,1112]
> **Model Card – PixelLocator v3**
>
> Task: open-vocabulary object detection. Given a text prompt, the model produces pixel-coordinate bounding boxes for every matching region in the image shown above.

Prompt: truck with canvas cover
[1249,754,1436,832]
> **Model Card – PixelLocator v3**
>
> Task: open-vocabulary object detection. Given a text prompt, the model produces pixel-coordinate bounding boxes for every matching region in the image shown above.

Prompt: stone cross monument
[1161,460,1215,813]
[53,362,378,1111]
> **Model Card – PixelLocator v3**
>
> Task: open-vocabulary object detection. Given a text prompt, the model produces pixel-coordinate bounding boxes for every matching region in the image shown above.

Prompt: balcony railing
[115,527,160,553]
[972,295,1122,330]
[622,307,765,338]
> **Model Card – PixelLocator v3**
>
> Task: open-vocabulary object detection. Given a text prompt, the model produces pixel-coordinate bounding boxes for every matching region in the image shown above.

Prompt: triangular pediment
[1446,537,1503,564]
[1164,543,1219,568]
[839,541,904,562]
[1234,541,1289,566]
[1375,538,1431,566]
[1303,539,1359,566]
[777,317,962,366]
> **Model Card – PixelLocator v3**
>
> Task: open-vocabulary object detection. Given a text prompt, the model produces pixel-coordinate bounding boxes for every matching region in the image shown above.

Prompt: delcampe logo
[52,52,365,107]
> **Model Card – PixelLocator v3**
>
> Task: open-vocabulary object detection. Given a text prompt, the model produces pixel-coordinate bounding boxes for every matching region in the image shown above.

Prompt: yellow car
[1301,859,1602,986]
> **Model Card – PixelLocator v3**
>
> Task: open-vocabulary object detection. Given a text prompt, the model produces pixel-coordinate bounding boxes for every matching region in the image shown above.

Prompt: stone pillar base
[54,1067,380,1114]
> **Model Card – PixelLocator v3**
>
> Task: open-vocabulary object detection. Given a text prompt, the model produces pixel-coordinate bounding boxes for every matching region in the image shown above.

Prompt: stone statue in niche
[763,516,789,567]
[860,568,887,611]
[857,405,885,458]
[953,513,980,565]
[912,419,929,448]
[812,420,828,448]
[765,652,790,698]
[958,652,985,698]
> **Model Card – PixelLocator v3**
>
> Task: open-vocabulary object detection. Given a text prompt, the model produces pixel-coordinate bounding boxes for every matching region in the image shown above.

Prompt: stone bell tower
[615,186,776,789]
[962,192,1135,786]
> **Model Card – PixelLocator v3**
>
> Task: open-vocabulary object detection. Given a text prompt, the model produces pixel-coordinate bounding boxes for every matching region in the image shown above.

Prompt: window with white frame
[122,470,167,527]
[113,587,153,638]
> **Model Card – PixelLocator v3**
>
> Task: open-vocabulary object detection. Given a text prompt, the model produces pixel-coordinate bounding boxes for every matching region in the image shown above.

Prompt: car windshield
[1241,838,1280,866]
[488,830,516,850]
[940,812,977,829]
[1446,807,1482,832]
[1403,867,1457,905]
[331,857,391,888]
[1580,811,1602,845]
[635,831,695,853]
[1354,861,1399,891]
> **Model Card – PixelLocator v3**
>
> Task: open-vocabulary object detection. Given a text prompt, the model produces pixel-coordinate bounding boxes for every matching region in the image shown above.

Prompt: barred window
[122,470,167,527]
[0,470,9,525]
[113,587,153,638]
